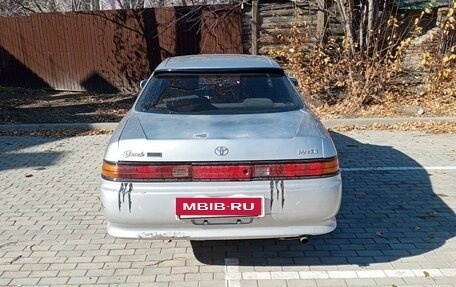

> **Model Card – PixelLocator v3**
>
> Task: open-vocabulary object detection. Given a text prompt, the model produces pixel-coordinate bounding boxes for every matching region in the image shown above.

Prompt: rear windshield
[135,72,303,114]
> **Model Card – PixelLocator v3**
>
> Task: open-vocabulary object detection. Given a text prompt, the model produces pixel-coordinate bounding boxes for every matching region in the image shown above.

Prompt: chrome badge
[214,146,229,156]
[123,150,145,158]
[298,148,319,155]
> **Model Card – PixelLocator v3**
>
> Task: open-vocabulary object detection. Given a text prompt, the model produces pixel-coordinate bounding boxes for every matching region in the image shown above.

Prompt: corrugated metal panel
[0,5,242,92]
[200,5,243,54]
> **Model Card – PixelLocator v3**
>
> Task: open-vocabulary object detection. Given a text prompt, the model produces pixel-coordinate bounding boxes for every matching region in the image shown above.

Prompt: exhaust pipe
[298,236,309,245]
[278,235,310,244]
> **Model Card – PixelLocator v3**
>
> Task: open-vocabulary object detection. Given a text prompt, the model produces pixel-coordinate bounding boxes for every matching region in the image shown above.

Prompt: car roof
[154,54,282,72]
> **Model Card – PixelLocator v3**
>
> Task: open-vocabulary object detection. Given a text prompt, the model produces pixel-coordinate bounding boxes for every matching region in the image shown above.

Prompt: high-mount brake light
[101,158,339,181]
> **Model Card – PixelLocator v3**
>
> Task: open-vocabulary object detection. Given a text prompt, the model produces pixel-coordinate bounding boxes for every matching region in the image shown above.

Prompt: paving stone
[38,276,69,285]
[155,274,184,282]
[126,275,156,283]
[138,282,168,287]
[287,279,317,287]
[168,281,198,287]
[184,272,214,281]
[96,275,127,284]
[0,131,455,287]
[10,277,40,286]
[1,270,31,278]
[257,279,287,287]
[198,280,228,287]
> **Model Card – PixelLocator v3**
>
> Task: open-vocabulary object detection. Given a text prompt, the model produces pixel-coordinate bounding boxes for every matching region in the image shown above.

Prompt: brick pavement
[0,130,455,287]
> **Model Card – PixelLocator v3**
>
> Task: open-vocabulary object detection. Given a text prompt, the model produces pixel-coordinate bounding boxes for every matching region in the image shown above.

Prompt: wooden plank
[261,15,316,24]
[258,2,312,11]
[259,7,319,17]
[259,32,319,44]
[260,26,316,34]
[259,42,317,54]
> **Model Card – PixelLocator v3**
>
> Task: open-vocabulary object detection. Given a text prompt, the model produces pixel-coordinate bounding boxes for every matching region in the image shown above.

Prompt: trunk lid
[137,111,306,140]
[116,110,329,162]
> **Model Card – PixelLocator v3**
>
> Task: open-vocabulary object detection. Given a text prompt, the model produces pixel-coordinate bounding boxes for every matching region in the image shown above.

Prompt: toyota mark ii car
[101,54,342,240]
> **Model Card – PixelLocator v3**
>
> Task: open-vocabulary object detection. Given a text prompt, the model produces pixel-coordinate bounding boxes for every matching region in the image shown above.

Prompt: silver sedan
[101,54,342,240]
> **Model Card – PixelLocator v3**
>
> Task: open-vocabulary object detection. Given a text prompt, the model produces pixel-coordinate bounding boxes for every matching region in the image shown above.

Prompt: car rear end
[100,55,342,240]
[101,169,341,239]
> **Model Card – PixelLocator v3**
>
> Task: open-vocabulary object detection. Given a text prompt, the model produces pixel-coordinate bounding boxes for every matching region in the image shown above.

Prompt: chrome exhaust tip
[298,235,309,245]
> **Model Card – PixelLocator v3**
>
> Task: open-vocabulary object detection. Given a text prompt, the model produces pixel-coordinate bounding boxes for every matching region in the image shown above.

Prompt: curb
[0,117,455,131]
[0,122,118,131]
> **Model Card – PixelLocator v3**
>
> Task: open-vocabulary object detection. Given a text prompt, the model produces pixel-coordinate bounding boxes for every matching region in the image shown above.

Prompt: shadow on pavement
[0,136,66,171]
[191,132,456,266]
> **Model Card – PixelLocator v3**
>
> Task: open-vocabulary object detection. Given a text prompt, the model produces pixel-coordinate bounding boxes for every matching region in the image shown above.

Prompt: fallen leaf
[332,121,456,134]
[423,271,430,278]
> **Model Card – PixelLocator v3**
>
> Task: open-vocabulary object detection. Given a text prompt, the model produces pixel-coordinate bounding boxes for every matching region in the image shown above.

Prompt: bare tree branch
[11,0,38,14]
[31,0,45,13]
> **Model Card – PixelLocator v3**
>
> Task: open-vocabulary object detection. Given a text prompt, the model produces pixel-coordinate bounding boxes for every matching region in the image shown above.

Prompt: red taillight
[120,165,191,179]
[102,158,339,181]
[253,159,339,178]
[102,162,191,180]
[193,165,252,180]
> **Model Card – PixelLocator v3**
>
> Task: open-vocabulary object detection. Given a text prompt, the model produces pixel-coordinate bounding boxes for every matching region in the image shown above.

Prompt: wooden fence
[242,0,343,55]
[0,5,242,92]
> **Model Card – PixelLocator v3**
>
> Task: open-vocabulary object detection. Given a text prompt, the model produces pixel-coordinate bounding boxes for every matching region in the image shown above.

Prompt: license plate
[175,196,264,219]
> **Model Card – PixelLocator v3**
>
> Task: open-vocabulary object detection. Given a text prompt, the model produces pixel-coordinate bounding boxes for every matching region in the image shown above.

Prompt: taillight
[193,165,251,180]
[101,157,339,181]
[102,162,191,180]
[253,158,339,178]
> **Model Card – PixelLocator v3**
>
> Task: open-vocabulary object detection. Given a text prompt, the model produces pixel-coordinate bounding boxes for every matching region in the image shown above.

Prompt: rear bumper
[100,175,342,240]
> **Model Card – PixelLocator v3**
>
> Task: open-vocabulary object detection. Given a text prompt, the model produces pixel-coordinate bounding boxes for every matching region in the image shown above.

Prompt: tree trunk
[316,0,329,44]
[336,0,355,55]
[92,0,100,10]
[366,0,377,49]
[359,0,366,52]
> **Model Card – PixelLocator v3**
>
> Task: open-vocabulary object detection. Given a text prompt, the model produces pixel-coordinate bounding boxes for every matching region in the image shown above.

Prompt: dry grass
[331,121,456,134]
[271,5,456,120]
[313,90,456,119]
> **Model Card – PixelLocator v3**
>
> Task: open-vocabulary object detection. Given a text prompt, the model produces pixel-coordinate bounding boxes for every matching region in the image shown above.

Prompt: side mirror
[289,77,298,87]
[140,79,147,89]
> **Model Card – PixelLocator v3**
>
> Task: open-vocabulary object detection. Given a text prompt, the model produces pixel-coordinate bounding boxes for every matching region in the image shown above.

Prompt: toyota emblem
[214,146,229,156]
